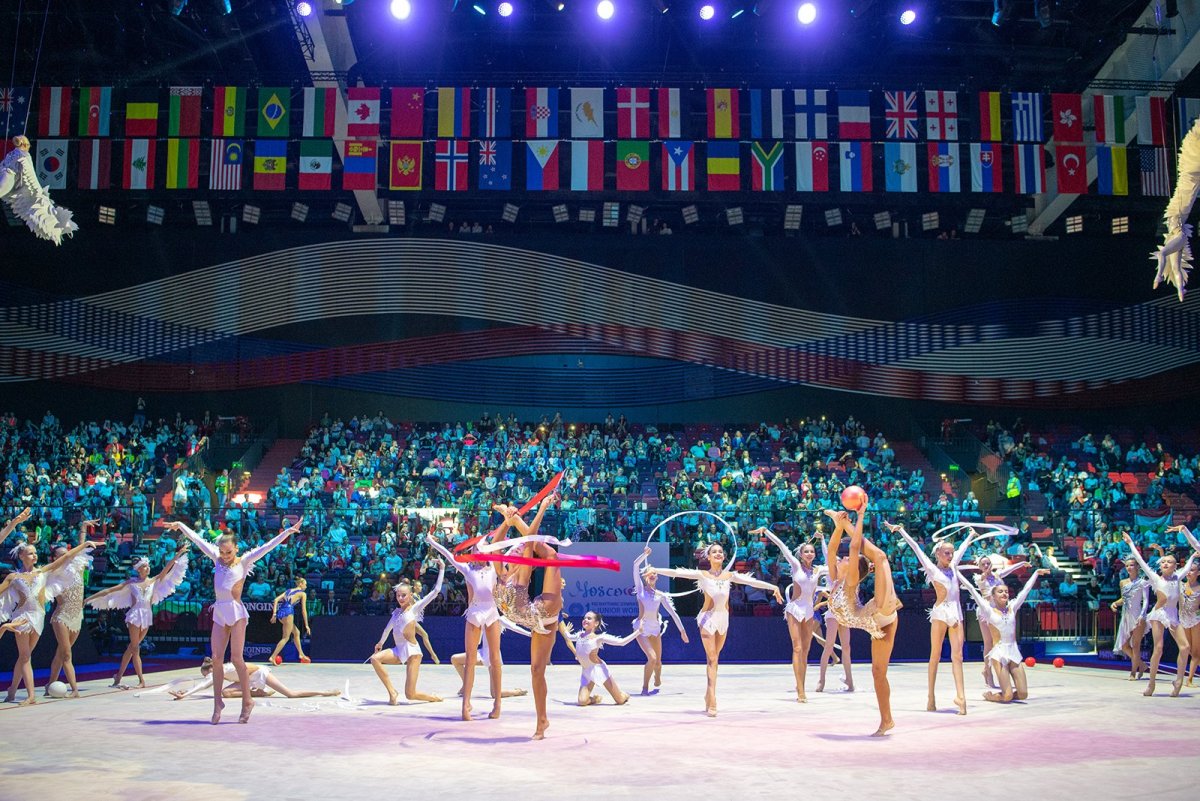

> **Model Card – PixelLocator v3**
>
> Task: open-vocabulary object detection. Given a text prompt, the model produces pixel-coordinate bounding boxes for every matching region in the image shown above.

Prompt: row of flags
[7,85,1200,145]
[28,136,1174,197]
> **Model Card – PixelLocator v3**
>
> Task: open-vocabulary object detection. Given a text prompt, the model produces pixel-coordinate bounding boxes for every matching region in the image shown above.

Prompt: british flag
[884,90,919,140]
[479,139,498,166]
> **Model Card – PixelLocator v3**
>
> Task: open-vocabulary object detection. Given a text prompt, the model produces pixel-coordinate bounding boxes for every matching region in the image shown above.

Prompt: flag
[124,89,159,137]
[391,87,425,138]
[1136,96,1168,145]
[750,141,784,191]
[884,142,917,192]
[77,139,111,189]
[477,140,511,190]
[925,90,958,140]
[749,89,784,139]
[342,140,378,190]
[299,139,333,190]
[165,138,199,189]
[1177,97,1200,140]
[34,139,67,188]
[209,139,243,190]
[478,87,511,138]
[1054,143,1087,193]
[793,89,829,139]
[435,139,469,191]
[571,87,605,138]
[437,87,471,138]
[617,87,651,139]
[37,87,71,137]
[978,91,1002,141]
[926,142,961,193]
[526,140,560,190]
[526,87,559,138]
[212,86,245,137]
[0,87,30,137]
[662,141,695,191]
[77,87,111,137]
[706,141,740,190]
[302,87,338,138]
[658,87,682,138]
[346,87,381,138]
[389,140,423,191]
[1014,143,1045,193]
[1094,145,1128,196]
[883,90,919,140]
[706,88,739,139]
[969,142,1002,193]
[838,90,871,139]
[1139,147,1170,196]
[253,139,288,190]
[794,141,830,192]
[1051,93,1083,143]
[257,87,291,136]
[1093,95,1127,145]
[123,138,156,190]
[168,86,201,137]
[1012,92,1043,142]
[839,141,872,191]
[570,140,603,191]
[616,141,649,190]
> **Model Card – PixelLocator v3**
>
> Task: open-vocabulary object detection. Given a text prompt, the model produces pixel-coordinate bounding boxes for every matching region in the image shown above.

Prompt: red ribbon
[453,471,564,557]
[458,551,622,572]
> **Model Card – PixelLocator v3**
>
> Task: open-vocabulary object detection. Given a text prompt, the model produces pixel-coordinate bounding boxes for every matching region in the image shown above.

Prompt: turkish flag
[1055,144,1088,194]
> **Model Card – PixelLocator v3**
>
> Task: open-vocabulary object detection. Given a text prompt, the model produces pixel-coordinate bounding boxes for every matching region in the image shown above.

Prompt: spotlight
[699,4,715,18]
[1065,215,1082,234]
[824,208,842,227]
[725,207,744,226]
[682,204,699,224]
[392,0,412,18]
[333,202,353,222]
[921,211,939,231]
[291,202,309,222]
[99,206,117,225]
[964,208,985,234]
[428,202,446,223]
[498,1,513,14]
[147,205,165,225]
[579,207,596,222]
[242,204,260,224]
[193,200,212,226]
[502,203,520,223]
[597,0,614,18]
[602,201,620,226]
[783,204,803,230]
[1111,216,1129,234]
[899,8,915,24]
[388,200,406,225]
[556,1,565,8]
[295,1,313,15]
[553,204,570,223]
[796,2,816,24]
[874,211,891,230]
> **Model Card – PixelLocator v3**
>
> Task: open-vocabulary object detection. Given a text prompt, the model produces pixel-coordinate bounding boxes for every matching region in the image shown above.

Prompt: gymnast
[957,566,1049,703]
[755,526,828,702]
[632,547,689,695]
[1122,531,1196,697]
[563,612,641,706]
[1110,557,1151,680]
[268,576,311,665]
[45,518,102,698]
[369,543,445,706]
[169,657,344,701]
[972,553,1031,689]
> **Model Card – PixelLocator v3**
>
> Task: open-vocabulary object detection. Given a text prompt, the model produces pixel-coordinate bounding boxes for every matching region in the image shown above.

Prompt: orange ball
[841,485,867,511]
[1053,657,1065,669]
[1024,657,1036,667]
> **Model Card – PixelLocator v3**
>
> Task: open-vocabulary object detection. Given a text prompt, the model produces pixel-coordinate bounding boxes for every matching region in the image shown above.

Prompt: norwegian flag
[884,90,919,139]
[617,87,651,139]
[435,139,469,191]
[925,90,958,140]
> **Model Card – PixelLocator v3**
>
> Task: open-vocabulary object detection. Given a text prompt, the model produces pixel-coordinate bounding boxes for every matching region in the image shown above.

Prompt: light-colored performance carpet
[2,661,1196,801]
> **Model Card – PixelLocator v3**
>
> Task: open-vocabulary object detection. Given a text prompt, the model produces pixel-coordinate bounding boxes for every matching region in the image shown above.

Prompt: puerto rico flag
[662,140,695,191]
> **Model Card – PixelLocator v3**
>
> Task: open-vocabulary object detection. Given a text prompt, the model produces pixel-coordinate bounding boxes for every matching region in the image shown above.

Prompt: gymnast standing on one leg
[632,547,689,695]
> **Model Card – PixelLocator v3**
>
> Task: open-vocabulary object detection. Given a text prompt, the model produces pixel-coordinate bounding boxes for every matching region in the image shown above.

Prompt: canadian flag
[346,87,380,138]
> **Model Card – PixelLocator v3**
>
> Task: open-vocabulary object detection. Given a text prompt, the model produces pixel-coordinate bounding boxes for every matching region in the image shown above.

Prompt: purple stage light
[391,0,412,18]
[900,8,916,24]
[699,4,715,19]
[796,2,815,23]
[597,0,614,18]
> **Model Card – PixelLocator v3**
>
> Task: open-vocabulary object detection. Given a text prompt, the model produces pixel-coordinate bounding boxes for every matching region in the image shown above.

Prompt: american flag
[884,90,919,139]
[209,138,244,190]
[479,139,497,166]
[1139,147,1170,196]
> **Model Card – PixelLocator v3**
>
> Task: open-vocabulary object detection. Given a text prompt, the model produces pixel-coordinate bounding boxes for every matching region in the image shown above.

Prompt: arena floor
[2,661,1197,800]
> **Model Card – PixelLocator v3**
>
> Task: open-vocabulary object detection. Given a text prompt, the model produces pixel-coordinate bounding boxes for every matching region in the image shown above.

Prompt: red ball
[1024,656,1036,667]
[841,485,868,511]
[1052,657,1065,669]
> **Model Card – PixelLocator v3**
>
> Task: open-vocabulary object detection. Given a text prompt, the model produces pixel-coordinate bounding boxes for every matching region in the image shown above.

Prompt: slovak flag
[662,140,694,191]
[969,143,1003,193]
[926,142,961,192]
[839,141,872,191]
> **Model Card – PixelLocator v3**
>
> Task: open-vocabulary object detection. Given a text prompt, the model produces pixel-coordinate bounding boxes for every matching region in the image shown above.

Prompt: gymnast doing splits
[167,657,346,702]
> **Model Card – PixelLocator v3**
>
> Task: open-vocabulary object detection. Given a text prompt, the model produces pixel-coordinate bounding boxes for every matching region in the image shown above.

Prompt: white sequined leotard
[177,524,291,627]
